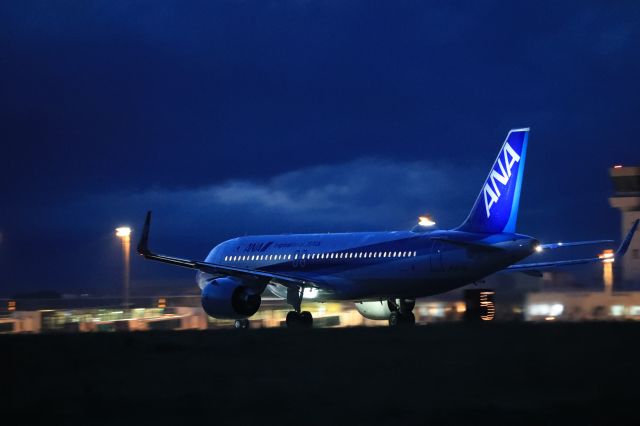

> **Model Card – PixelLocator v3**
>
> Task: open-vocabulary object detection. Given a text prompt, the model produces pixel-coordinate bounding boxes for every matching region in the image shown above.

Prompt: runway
[5,322,640,425]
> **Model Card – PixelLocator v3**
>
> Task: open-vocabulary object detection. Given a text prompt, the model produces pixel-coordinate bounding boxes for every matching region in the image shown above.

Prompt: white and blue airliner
[138,128,639,327]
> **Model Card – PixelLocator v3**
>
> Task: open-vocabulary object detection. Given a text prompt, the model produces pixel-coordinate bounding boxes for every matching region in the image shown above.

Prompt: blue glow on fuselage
[199,229,537,300]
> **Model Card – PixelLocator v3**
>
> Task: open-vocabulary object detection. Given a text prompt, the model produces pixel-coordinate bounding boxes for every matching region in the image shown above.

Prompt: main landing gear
[285,286,313,328]
[286,310,313,328]
[388,299,416,327]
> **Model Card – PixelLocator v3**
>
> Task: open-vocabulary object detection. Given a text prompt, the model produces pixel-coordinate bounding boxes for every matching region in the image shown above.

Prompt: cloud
[48,158,478,239]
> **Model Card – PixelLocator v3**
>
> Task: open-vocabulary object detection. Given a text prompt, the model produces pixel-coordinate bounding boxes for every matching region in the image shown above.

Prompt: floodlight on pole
[115,227,132,308]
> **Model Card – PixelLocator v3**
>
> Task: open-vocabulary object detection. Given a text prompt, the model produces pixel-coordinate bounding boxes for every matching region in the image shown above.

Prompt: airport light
[115,226,132,308]
[598,249,615,263]
[599,249,615,294]
[116,227,131,238]
[613,164,623,169]
[534,245,543,253]
[418,215,436,227]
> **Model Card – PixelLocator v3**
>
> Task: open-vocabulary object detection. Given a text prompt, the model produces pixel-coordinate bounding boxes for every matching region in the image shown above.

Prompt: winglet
[616,219,639,259]
[137,211,153,257]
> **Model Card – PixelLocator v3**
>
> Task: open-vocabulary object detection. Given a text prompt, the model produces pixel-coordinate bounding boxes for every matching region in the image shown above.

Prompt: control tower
[609,165,640,284]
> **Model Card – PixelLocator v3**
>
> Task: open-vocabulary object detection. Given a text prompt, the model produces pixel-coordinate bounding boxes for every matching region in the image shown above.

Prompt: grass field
[4,322,640,425]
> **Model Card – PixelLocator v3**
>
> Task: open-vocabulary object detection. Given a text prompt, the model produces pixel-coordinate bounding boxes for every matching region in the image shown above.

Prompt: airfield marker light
[418,216,436,227]
[613,165,623,169]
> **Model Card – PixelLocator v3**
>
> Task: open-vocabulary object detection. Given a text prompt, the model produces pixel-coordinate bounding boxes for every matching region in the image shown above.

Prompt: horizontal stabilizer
[506,219,639,272]
[538,240,613,250]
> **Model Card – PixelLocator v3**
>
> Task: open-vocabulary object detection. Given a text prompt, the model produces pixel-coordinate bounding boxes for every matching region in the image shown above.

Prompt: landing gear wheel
[404,312,416,326]
[388,312,415,327]
[234,319,250,329]
[300,311,313,327]
[389,311,401,326]
[286,311,301,327]
[286,311,313,328]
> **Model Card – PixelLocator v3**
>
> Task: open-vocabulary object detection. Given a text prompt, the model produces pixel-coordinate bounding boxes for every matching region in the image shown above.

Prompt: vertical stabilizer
[457,128,529,234]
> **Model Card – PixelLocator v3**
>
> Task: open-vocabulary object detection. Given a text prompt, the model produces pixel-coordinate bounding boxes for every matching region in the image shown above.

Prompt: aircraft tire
[286,311,301,327]
[404,312,416,326]
[389,311,401,326]
[234,319,250,329]
[300,311,313,327]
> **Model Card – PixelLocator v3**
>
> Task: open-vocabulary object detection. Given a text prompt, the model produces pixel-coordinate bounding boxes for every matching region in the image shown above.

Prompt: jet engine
[354,300,392,320]
[355,299,416,320]
[201,277,263,319]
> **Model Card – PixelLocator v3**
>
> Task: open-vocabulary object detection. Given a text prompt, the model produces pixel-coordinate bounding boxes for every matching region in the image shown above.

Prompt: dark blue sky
[1,1,639,295]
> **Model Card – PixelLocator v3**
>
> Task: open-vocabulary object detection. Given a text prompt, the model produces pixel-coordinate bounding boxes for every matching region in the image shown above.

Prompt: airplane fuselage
[198,229,538,301]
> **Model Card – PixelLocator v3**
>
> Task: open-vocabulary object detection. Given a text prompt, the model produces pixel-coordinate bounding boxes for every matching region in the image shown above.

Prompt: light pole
[115,227,132,308]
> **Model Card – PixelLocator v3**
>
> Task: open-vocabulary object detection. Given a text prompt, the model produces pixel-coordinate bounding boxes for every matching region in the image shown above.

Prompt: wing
[506,219,639,272]
[137,211,317,289]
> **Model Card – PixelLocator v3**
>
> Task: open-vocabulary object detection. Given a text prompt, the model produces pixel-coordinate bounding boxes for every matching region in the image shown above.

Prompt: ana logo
[483,142,521,218]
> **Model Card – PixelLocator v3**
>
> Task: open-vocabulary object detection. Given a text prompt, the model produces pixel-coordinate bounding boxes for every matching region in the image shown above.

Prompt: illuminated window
[288,254,292,260]
[413,251,417,257]
[312,254,316,259]
[302,254,306,259]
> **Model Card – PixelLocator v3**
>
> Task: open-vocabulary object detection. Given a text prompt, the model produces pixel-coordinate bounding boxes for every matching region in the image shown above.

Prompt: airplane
[137,128,639,328]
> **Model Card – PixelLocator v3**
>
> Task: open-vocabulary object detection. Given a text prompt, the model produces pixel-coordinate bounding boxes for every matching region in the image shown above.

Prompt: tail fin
[457,128,529,234]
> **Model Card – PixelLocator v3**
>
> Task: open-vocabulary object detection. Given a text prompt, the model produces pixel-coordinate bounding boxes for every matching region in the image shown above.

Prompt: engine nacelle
[354,300,393,320]
[355,299,415,320]
[201,277,262,320]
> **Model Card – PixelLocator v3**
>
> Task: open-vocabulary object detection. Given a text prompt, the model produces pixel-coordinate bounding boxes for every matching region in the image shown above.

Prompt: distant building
[609,165,640,285]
